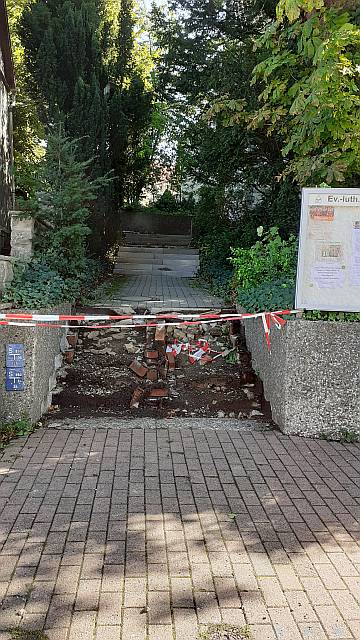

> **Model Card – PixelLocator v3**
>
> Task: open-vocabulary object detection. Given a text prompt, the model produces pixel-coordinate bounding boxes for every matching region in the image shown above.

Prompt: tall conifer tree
[19,0,155,247]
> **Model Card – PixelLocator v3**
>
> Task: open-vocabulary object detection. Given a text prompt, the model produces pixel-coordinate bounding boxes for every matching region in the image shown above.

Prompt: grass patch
[319,428,359,444]
[199,624,252,640]
[10,630,49,640]
[0,418,35,452]
[83,274,127,304]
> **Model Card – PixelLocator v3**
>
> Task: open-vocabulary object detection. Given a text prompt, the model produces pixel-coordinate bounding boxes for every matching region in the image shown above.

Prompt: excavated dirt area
[52,308,272,422]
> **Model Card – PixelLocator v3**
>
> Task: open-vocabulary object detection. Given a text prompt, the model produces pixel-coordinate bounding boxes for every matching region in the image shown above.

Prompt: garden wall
[120,211,192,236]
[0,305,70,423]
[243,317,360,437]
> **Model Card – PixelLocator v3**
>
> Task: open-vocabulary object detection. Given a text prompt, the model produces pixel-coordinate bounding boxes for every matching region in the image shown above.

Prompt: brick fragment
[130,387,144,409]
[148,388,169,400]
[166,352,175,369]
[147,369,158,382]
[155,325,166,343]
[129,360,148,378]
[146,350,159,360]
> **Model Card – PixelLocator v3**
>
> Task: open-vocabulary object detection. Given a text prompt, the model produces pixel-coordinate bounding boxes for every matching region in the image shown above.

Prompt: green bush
[198,230,237,298]
[154,189,179,212]
[4,130,110,310]
[0,417,34,452]
[231,227,298,290]
[231,227,297,312]
[237,276,295,313]
[4,261,68,309]
[4,258,104,310]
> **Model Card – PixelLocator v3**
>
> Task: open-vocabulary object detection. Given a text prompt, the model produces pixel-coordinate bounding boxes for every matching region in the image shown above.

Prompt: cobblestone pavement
[1,423,360,640]
[96,275,225,311]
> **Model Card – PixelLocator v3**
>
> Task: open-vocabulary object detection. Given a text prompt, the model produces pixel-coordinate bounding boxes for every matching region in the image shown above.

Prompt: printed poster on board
[296,188,360,312]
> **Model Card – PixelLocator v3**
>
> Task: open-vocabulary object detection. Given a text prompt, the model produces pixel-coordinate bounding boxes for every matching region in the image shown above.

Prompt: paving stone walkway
[1,421,360,640]
[95,275,225,311]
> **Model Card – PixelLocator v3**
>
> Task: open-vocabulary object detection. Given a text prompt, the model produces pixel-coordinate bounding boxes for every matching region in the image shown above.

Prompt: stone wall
[120,211,192,236]
[10,212,35,260]
[0,255,13,292]
[243,317,360,437]
[0,306,70,423]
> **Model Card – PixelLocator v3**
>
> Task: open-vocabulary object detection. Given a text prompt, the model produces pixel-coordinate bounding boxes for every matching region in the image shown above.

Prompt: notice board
[296,188,360,312]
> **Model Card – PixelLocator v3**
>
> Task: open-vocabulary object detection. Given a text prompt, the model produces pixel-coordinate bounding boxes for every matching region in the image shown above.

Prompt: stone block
[243,316,360,437]
[0,304,71,423]
[0,256,14,292]
[10,212,35,260]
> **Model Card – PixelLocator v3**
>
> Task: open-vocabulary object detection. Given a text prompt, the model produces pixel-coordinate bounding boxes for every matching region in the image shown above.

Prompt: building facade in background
[0,0,15,254]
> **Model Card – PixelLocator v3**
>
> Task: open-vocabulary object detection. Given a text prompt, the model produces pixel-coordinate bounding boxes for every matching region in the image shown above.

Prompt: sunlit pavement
[0,421,360,639]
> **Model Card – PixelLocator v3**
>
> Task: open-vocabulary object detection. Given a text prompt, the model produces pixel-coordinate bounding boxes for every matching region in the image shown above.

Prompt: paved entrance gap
[92,275,225,314]
[52,273,269,422]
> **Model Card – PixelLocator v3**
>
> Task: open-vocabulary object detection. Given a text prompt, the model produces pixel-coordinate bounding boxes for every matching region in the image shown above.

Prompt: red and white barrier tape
[0,309,296,323]
[0,309,298,351]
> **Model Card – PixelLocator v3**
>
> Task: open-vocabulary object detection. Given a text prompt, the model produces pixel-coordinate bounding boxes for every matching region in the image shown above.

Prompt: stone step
[116,259,199,269]
[118,246,199,256]
[123,233,192,247]
[117,255,164,265]
[114,265,198,277]
[117,256,200,266]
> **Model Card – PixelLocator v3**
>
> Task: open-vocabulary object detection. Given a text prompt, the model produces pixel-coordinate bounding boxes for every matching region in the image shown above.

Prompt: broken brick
[146,350,159,360]
[129,360,148,378]
[65,350,75,364]
[147,369,158,382]
[200,355,213,366]
[130,387,144,409]
[166,352,175,365]
[155,325,166,343]
[158,367,167,380]
[148,388,169,400]
[67,333,78,348]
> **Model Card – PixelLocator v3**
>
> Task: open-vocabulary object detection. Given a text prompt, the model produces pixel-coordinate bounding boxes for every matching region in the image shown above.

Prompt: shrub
[4,130,110,309]
[237,276,296,313]
[154,189,179,212]
[230,227,298,312]
[231,227,298,290]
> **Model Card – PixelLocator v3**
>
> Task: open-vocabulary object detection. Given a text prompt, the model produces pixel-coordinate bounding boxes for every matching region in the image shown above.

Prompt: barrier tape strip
[0,309,298,351]
[0,309,296,322]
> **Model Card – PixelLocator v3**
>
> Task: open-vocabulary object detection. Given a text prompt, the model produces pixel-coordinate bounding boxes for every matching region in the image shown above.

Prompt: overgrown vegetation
[5,0,360,320]
[0,418,34,452]
[4,131,108,308]
[231,227,298,312]
[152,0,360,319]
[319,428,360,444]
[9,0,160,253]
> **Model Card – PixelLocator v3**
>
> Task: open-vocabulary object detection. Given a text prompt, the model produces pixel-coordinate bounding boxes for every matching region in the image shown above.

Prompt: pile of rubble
[52,314,268,421]
[128,321,241,411]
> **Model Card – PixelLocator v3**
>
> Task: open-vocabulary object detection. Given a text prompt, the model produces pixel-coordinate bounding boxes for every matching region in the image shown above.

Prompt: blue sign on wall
[5,344,25,391]
[6,368,25,391]
[6,344,25,368]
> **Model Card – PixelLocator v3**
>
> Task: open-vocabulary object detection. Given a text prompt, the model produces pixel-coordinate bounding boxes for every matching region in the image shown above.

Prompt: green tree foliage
[6,0,44,195]
[152,0,300,228]
[17,0,156,245]
[4,130,109,308]
[153,0,300,294]
[251,0,360,185]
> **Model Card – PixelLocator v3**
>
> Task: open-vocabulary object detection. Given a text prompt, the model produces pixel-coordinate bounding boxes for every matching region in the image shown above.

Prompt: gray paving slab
[1,423,360,639]
[97,275,225,311]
